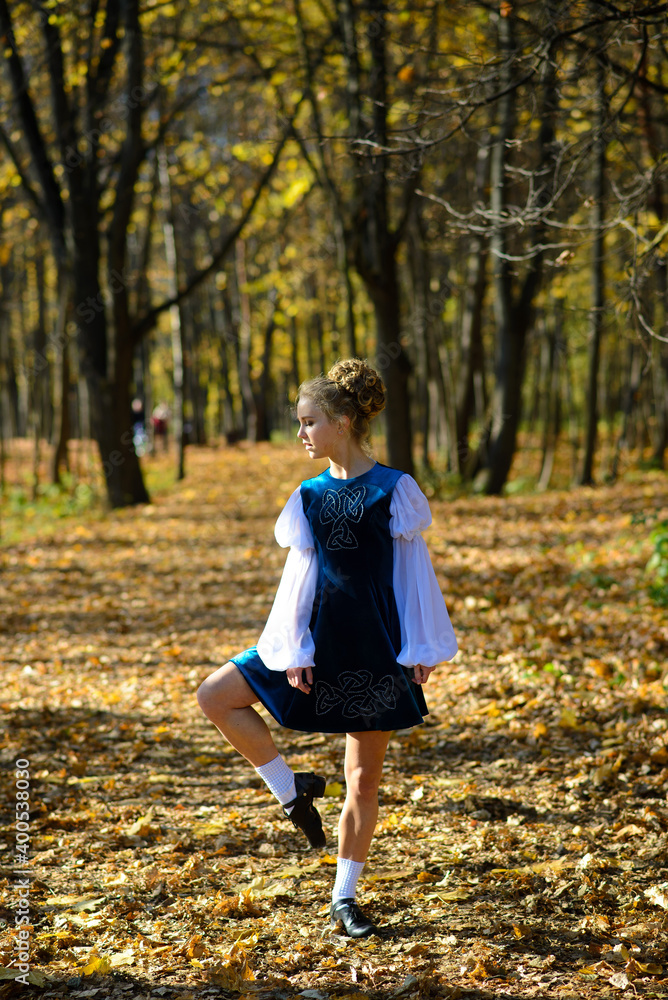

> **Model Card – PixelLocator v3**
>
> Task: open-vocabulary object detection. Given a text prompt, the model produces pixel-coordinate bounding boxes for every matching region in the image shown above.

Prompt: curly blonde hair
[296,358,385,452]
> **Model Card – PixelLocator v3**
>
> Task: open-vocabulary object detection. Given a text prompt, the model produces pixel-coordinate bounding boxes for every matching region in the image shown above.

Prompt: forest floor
[2,441,668,1000]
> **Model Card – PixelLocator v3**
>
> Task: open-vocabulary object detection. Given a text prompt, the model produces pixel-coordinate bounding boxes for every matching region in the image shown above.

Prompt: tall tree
[481,0,560,494]
[0,0,289,505]
[577,33,607,486]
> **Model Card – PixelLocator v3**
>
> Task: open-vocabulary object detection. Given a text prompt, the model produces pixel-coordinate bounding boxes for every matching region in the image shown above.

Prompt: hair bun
[328,358,385,420]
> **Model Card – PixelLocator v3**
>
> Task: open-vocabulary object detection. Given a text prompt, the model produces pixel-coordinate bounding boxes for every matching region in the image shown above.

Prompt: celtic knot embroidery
[319,486,366,550]
[315,670,397,719]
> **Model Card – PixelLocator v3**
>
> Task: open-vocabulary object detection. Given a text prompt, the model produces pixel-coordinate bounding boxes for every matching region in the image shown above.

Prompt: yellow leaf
[234,929,258,950]
[529,857,572,875]
[637,962,663,975]
[81,952,112,976]
[126,807,155,837]
[109,950,135,968]
[614,824,645,840]
[491,857,571,876]
[46,895,107,912]
[207,941,255,989]
[365,867,416,883]
[103,873,128,886]
[68,915,104,929]
[186,934,208,959]
[431,888,471,901]
[242,877,292,900]
[533,721,548,739]
[278,859,323,878]
[192,820,227,837]
[325,781,343,797]
[559,708,578,729]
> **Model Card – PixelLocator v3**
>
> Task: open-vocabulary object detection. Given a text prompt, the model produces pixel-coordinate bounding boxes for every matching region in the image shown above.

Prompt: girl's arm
[257,488,317,671]
[390,475,458,673]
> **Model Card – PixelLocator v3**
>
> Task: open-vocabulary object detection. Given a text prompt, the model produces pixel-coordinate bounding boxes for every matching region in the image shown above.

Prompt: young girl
[197,358,457,938]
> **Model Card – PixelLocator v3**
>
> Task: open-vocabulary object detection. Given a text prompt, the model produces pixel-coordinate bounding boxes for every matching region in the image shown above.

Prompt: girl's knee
[196,662,254,718]
[345,765,382,801]
[196,675,215,715]
[196,665,230,715]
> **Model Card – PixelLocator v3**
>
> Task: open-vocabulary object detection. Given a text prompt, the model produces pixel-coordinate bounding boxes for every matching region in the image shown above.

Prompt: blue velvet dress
[231,464,432,733]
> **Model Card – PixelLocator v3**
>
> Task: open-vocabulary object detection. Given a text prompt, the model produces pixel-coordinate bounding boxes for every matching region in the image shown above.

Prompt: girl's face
[296,398,346,460]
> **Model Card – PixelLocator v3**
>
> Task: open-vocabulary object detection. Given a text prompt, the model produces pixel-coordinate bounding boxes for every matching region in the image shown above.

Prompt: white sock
[255,754,297,811]
[332,858,365,903]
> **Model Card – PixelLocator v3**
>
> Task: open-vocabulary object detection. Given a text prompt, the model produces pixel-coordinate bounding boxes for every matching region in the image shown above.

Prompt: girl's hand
[412,664,436,685]
[287,665,314,693]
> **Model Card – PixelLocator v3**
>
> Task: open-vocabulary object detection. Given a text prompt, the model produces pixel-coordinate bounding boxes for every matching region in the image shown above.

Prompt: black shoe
[330,897,378,938]
[283,772,326,848]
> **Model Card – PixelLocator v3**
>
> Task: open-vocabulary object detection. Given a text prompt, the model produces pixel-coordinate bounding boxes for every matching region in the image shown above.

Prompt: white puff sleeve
[390,475,458,667]
[256,487,317,671]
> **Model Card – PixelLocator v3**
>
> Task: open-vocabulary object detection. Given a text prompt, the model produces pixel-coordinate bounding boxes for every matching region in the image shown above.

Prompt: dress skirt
[232,645,428,734]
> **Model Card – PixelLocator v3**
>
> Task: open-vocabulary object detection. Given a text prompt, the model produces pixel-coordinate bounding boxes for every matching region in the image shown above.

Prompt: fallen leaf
[44,894,108,912]
[81,951,112,976]
[0,968,46,986]
[125,806,156,837]
[645,885,668,909]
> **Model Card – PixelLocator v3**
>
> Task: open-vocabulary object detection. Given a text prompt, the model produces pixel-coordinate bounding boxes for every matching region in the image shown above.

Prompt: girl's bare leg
[196,662,280,767]
[338,730,391,861]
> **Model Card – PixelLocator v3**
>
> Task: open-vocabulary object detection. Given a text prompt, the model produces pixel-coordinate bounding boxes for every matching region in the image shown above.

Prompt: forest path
[2,444,668,998]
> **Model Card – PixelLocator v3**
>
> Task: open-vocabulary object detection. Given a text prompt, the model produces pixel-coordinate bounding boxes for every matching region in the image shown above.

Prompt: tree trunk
[236,241,258,441]
[32,251,49,499]
[609,341,643,482]
[0,258,19,443]
[256,291,278,442]
[158,145,186,478]
[216,287,240,439]
[407,215,431,468]
[189,296,208,446]
[483,9,525,495]
[74,211,149,507]
[50,271,72,485]
[290,315,300,394]
[651,321,668,468]
[482,2,560,494]
[577,49,606,486]
[538,301,563,490]
[637,36,668,468]
[456,146,489,474]
[339,0,414,474]
[336,217,358,358]
[306,275,326,375]
[368,269,414,473]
